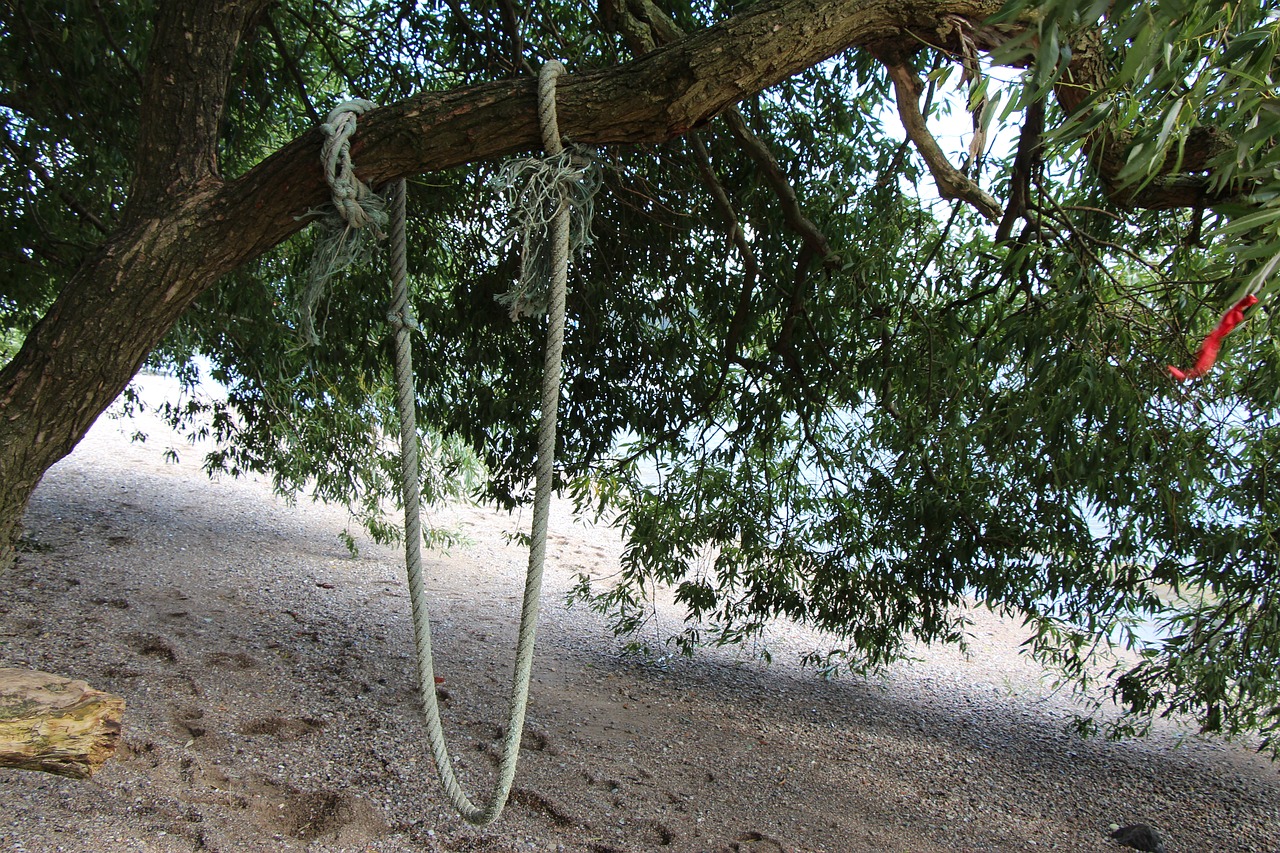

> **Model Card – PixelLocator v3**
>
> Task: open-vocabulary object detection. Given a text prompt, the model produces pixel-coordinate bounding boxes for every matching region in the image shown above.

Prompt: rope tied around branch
[319,99,387,235]
[300,99,389,344]
[494,66,602,319]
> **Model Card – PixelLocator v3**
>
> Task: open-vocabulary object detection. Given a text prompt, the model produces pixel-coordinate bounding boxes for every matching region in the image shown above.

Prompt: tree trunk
[0,669,125,779]
[0,196,253,568]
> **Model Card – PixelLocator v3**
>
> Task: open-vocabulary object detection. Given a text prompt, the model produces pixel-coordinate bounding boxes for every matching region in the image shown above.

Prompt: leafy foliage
[3,0,1280,753]
[0,0,144,344]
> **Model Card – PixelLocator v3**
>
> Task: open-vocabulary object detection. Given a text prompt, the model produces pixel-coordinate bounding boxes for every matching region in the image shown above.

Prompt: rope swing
[313,61,598,826]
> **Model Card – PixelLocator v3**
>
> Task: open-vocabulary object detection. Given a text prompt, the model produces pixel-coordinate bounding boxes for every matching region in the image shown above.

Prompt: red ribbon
[1167,294,1259,381]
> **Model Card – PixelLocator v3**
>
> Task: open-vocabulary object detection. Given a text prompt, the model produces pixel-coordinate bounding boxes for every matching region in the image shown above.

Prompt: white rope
[302,100,389,344]
[320,99,385,236]
[492,85,602,319]
[326,63,578,826]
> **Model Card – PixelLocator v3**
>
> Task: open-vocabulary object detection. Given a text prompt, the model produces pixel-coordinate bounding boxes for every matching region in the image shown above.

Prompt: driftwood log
[0,668,124,779]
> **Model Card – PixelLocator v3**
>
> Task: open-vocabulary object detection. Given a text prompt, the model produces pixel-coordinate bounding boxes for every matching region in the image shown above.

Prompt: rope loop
[376,60,581,827]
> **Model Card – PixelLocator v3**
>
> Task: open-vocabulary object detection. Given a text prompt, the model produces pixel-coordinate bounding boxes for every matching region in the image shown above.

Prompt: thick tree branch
[209,0,1014,264]
[600,0,659,53]
[1053,29,1240,210]
[127,0,272,221]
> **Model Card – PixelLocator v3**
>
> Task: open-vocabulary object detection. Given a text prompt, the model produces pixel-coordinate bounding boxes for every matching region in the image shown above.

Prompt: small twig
[0,134,110,235]
[57,190,110,236]
[89,0,144,91]
[1039,188,1163,277]
[264,12,323,126]
[995,97,1045,242]
[1059,204,1124,222]
[689,134,759,294]
[496,0,536,77]
[721,108,837,265]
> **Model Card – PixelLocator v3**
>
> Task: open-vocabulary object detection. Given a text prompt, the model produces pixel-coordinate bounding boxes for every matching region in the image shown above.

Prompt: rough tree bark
[0,0,275,568]
[0,0,1230,569]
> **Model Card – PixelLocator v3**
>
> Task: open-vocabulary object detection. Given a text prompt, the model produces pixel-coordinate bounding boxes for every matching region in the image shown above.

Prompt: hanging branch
[603,0,838,263]
[0,135,110,236]
[88,0,144,91]
[995,97,1045,242]
[881,57,1002,222]
[689,133,759,297]
[721,108,837,265]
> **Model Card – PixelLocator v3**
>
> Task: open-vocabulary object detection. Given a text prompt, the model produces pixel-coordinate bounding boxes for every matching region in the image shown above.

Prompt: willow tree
[2,0,1278,750]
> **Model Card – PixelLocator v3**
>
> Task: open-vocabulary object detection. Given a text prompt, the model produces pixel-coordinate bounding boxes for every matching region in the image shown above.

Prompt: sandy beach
[1,375,1276,852]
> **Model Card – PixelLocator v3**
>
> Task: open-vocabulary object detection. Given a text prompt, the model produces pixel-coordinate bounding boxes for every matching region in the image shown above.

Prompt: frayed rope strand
[493,145,602,319]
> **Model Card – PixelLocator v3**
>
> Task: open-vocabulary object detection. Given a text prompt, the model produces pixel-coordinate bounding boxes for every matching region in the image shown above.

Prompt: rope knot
[386,306,419,332]
[318,99,387,238]
[299,100,389,344]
